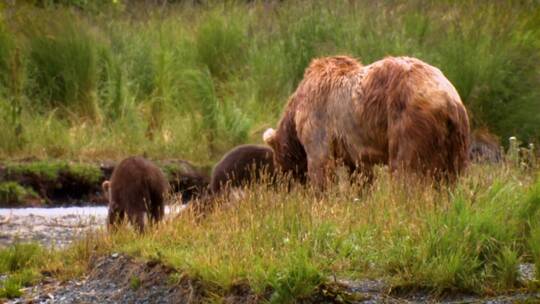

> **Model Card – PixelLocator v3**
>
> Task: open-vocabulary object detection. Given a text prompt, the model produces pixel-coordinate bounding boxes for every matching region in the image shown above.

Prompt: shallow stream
[0,205,185,247]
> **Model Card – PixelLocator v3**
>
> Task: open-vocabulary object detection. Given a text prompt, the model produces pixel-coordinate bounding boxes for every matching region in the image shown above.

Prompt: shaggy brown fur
[264,55,470,187]
[165,160,210,204]
[102,156,169,232]
[210,144,275,194]
[470,129,502,163]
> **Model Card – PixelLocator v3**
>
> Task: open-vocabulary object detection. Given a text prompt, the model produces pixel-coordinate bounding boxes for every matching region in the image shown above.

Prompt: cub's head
[263,126,307,182]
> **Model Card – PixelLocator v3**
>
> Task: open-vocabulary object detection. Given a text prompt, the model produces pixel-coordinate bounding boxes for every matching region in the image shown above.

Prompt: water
[0,206,109,217]
[0,205,185,217]
[0,205,186,247]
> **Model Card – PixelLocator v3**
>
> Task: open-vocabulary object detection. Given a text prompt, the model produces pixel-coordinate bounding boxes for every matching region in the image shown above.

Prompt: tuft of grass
[0,243,46,273]
[0,231,112,299]
[268,248,323,303]
[530,227,540,282]
[0,15,14,96]
[195,9,247,80]
[25,10,100,120]
[0,1,538,161]
[0,182,40,207]
[180,68,220,156]
[0,244,44,298]
[527,178,540,280]
[0,278,22,299]
[129,275,141,290]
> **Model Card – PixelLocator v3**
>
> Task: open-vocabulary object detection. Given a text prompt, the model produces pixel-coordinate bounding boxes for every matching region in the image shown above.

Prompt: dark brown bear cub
[210,145,275,194]
[102,156,169,232]
[469,129,502,163]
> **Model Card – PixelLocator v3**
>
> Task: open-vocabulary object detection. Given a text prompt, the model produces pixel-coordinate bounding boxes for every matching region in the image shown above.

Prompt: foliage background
[0,0,538,163]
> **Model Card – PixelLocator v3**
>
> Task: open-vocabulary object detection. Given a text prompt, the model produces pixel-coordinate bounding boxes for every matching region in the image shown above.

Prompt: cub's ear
[102,180,111,193]
[263,128,276,146]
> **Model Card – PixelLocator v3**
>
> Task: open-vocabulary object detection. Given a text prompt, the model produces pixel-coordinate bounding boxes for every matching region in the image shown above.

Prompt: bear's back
[110,156,167,211]
[211,145,274,193]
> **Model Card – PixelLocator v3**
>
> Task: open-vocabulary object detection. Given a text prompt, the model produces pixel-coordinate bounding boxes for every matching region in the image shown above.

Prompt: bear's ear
[263,128,276,146]
[102,180,111,193]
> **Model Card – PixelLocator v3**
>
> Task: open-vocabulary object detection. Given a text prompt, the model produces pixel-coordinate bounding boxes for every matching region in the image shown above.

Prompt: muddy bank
[0,159,210,207]
[9,254,540,304]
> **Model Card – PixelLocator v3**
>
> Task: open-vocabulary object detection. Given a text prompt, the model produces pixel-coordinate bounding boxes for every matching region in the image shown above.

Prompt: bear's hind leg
[306,150,337,191]
[107,207,125,231]
[129,211,146,233]
[149,201,164,224]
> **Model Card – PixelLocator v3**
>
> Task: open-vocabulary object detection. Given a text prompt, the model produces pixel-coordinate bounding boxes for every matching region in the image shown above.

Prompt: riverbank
[0,159,210,207]
[0,205,187,248]
[8,254,540,303]
[1,163,539,302]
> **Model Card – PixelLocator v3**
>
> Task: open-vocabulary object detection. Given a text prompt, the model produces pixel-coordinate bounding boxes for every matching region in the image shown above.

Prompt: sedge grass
[0,164,539,301]
[59,164,540,300]
[0,1,538,162]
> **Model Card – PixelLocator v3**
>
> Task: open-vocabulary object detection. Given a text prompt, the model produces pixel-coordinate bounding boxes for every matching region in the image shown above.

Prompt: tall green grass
[74,164,539,301]
[24,11,101,120]
[0,1,538,162]
[0,166,538,301]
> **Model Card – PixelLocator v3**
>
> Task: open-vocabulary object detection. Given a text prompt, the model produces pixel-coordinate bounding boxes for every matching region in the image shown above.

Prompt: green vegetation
[0,243,49,298]
[5,161,65,181]
[0,235,108,300]
[0,164,539,301]
[87,164,539,300]
[0,182,40,207]
[68,163,103,184]
[0,1,538,163]
[129,275,141,290]
[0,161,103,205]
[4,161,102,183]
[0,0,539,301]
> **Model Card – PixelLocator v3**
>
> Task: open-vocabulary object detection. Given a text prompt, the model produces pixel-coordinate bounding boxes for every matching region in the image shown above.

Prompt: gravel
[0,213,105,248]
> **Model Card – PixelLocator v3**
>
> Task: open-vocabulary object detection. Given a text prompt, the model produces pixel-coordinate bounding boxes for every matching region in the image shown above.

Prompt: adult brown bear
[210,144,275,194]
[263,56,470,187]
[102,156,169,232]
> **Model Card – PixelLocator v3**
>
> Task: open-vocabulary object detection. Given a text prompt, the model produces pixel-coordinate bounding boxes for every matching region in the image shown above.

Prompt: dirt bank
[9,254,540,304]
[0,159,210,207]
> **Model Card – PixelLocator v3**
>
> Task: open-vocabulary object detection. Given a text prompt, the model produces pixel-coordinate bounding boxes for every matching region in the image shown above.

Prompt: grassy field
[1,162,539,301]
[0,1,540,301]
[0,1,539,164]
